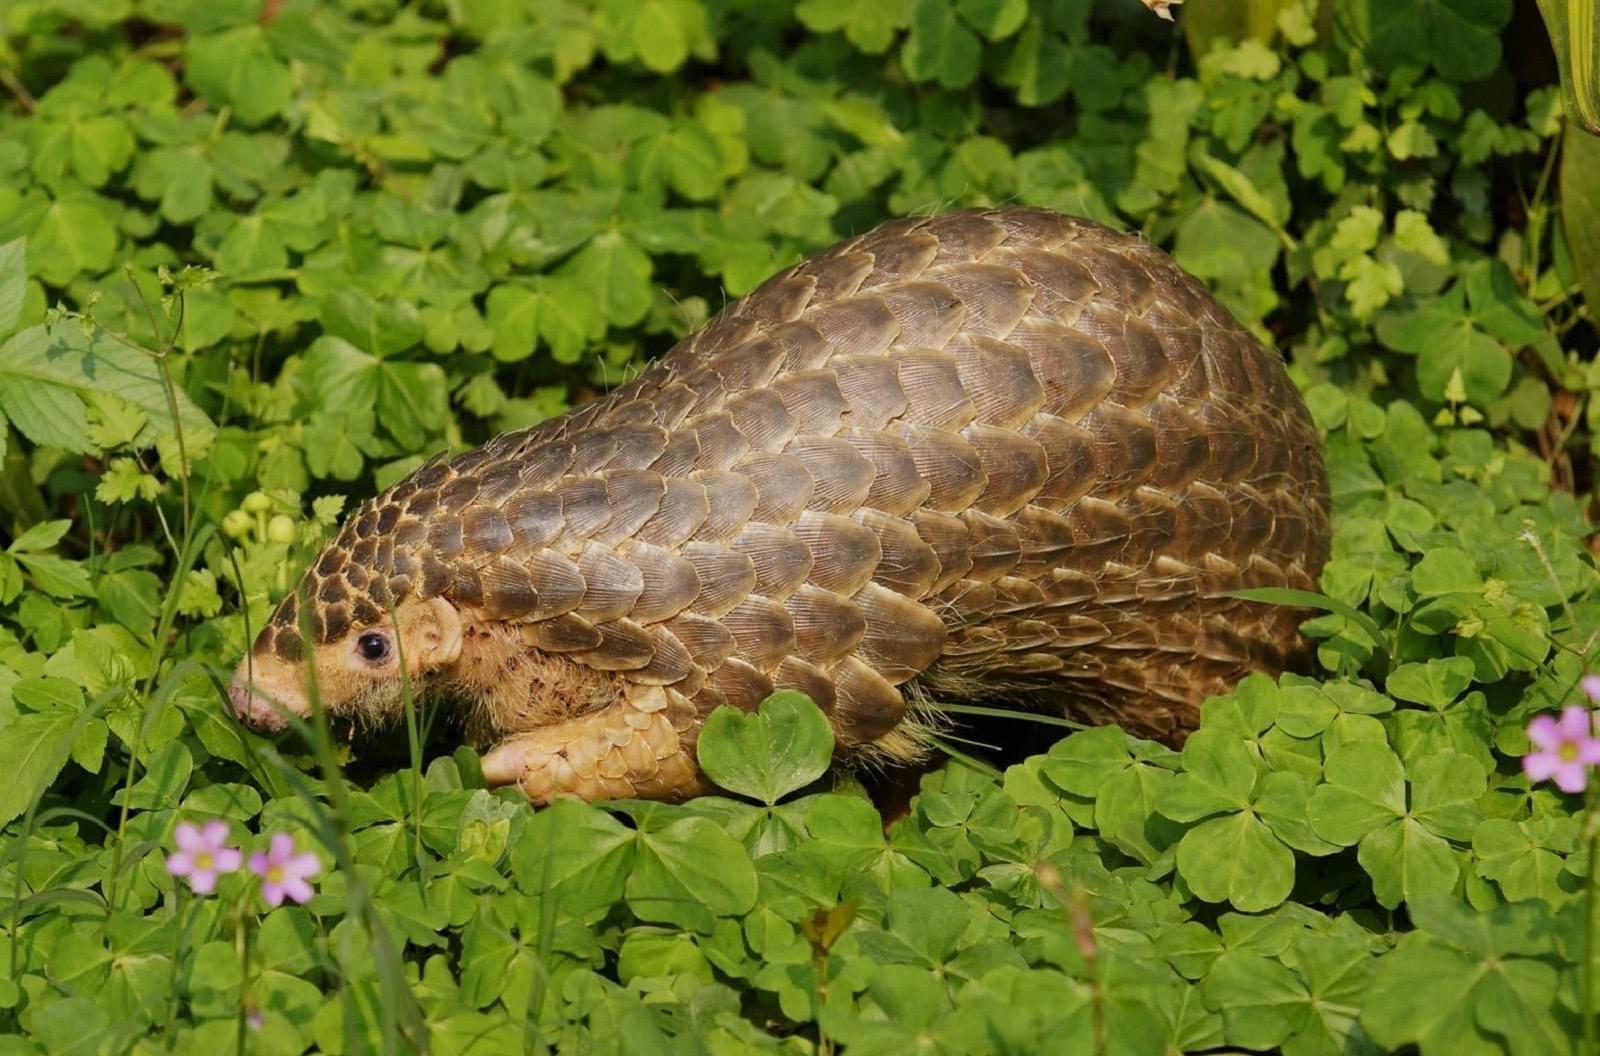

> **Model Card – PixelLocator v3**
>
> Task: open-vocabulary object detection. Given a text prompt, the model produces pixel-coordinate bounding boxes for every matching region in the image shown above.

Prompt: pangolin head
[227,458,474,733]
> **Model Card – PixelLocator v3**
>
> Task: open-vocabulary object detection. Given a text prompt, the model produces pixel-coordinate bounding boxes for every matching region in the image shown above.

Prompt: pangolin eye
[356,632,391,663]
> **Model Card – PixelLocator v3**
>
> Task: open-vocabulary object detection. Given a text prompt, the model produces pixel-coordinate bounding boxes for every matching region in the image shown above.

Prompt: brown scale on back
[230,208,1330,804]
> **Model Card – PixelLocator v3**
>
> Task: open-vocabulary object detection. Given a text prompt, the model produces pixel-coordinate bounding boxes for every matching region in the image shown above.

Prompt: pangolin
[228,208,1330,804]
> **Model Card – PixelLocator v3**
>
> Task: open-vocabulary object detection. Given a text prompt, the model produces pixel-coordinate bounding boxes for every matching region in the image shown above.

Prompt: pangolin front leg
[478,683,705,803]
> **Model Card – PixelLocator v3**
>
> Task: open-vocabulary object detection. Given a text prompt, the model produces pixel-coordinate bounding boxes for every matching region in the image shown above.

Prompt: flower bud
[265,515,297,545]
[242,491,273,514]
[221,509,253,540]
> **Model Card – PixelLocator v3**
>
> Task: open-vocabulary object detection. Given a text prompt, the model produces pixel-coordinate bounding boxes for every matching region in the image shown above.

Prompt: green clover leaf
[1156,729,1297,911]
[1362,899,1568,1055]
[697,691,835,806]
[1307,743,1486,908]
[1041,725,1180,863]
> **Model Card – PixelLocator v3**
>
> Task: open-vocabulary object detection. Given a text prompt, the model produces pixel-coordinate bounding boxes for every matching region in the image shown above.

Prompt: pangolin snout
[227,658,300,733]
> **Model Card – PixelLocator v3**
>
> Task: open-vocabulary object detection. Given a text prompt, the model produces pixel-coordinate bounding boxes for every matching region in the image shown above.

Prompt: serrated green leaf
[1394,209,1451,266]
[0,708,81,828]
[0,238,24,339]
[0,324,215,459]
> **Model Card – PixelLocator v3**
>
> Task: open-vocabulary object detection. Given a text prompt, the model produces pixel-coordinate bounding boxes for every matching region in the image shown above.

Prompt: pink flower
[1583,675,1600,704]
[165,821,242,895]
[1523,706,1600,794]
[248,833,321,906]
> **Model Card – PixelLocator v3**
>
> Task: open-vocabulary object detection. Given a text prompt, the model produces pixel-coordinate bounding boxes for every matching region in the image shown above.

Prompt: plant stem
[385,593,425,870]
[1585,782,1598,1056]
[289,593,427,1054]
[1037,865,1105,1055]
[165,886,192,1049]
[105,526,213,909]
[1520,520,1587,657]
[522,848,557,1056]
[0,65,35,112]
[1069,884,1106,1056]
[1522,136,1562,287]
[234,891,254,1056]
[132,276,192,546]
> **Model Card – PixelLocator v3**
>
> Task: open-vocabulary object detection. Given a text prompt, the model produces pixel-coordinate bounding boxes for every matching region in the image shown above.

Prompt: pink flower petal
[174,823,203,853]
[1556,706,1594,742]
[189,870,218,895]
[287,853,321,880]
[247,851,270,877]
[1524,752,1561,783]
[1579,740,1600,765]
[269,833,295,862]
[281,877,315,904]
[1527,714,1562,750]
[213,848,243,873]
[1582,675,1600,704]
[261,882,286,907]
[201,820,230,848]
[1555,760,1590,794]
[166,851,194,877]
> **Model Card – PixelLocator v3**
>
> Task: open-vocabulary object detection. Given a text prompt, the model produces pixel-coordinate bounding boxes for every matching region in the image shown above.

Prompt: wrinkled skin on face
[228,594,464,734]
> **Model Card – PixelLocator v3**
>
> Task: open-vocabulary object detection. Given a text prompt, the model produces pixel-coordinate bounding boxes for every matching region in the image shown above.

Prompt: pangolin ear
[419,596,463,667]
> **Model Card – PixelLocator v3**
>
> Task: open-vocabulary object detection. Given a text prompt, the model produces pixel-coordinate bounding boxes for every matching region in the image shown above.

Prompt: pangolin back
[260,208,1330,751]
